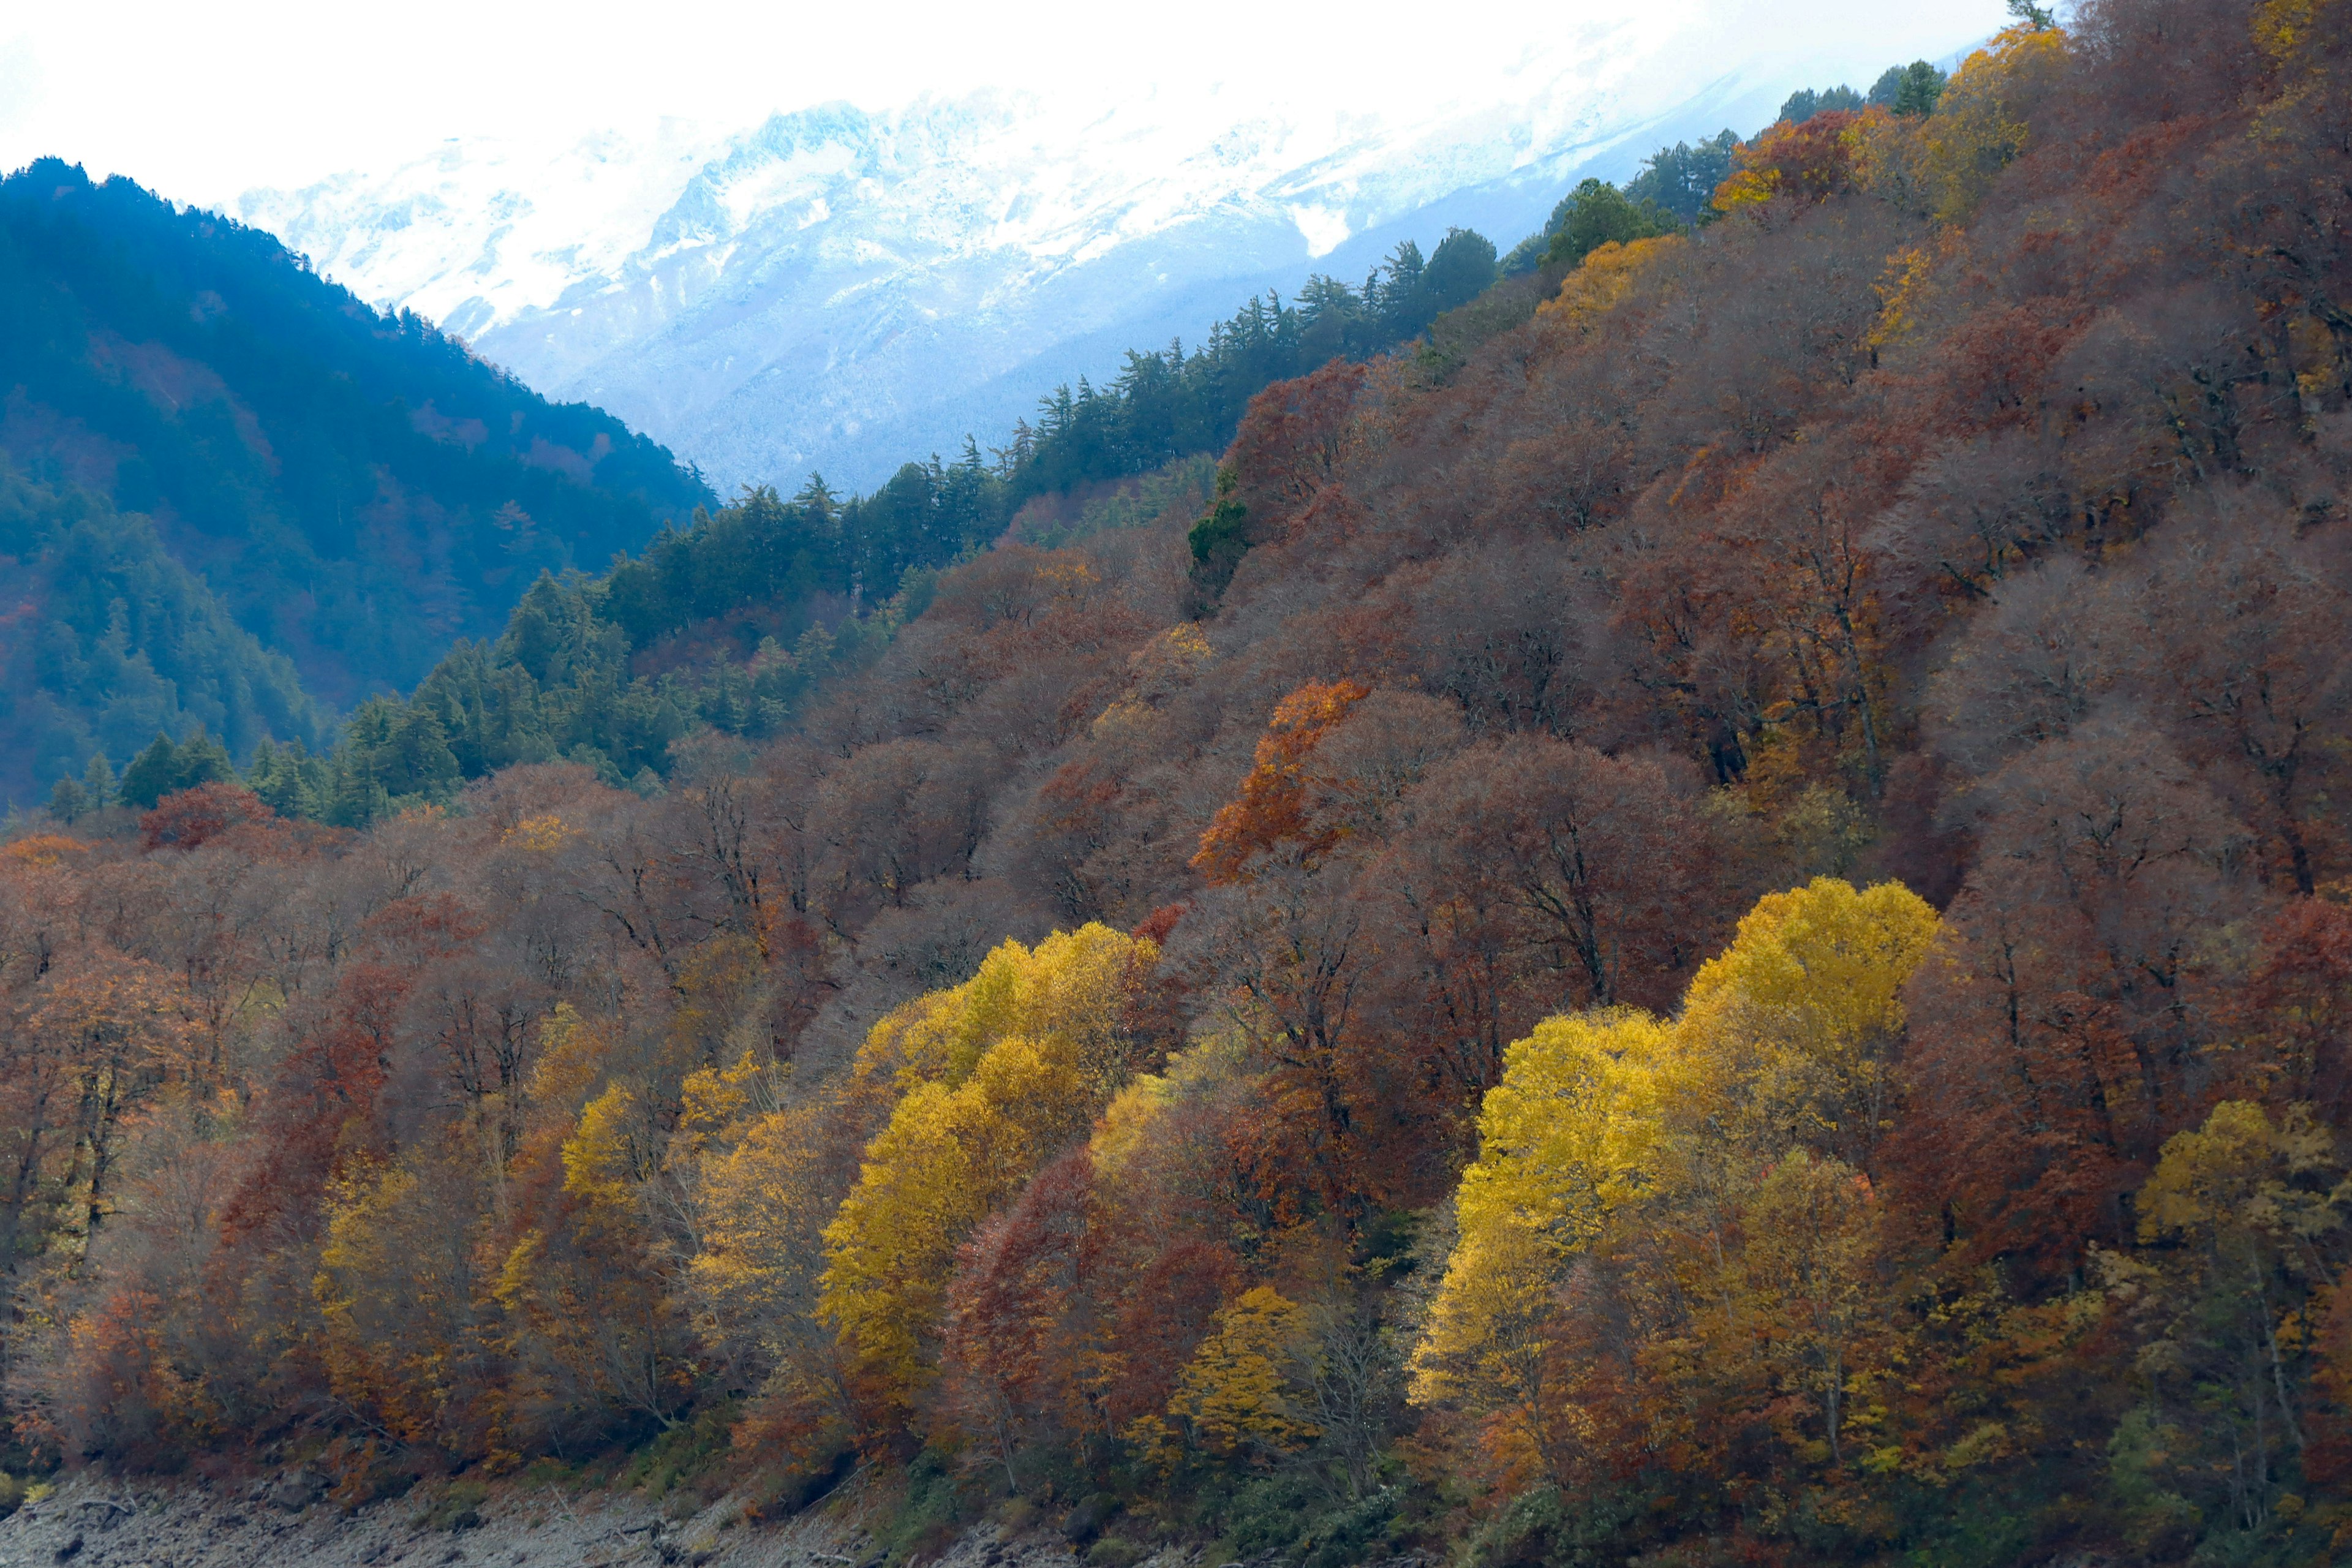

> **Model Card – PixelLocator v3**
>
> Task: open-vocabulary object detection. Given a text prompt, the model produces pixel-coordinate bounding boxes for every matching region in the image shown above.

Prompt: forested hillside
[0,160,713,796]
[0,463,326,805]
[8,3,2352,1567]
[55,227,1521,823]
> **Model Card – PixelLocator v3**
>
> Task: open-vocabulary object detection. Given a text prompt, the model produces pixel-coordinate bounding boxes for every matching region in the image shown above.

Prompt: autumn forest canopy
[11,1,2352,1565]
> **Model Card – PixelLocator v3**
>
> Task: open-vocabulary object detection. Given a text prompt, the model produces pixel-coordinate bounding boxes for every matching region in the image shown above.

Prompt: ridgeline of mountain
[0,158,713,799]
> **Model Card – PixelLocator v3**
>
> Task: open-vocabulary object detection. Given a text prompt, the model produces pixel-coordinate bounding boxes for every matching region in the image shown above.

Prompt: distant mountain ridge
[237,9,1995,489]
[0,159,713,800]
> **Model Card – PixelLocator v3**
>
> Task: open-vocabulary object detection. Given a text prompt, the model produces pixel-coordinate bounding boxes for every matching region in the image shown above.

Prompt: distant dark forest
[0,159,714,797]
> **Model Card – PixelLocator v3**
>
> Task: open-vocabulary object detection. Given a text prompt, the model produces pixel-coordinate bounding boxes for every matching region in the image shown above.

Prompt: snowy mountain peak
[235,7,2002,489]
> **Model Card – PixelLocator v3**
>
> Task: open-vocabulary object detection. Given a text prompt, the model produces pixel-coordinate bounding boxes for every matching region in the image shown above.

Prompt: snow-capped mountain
[236,6,1999,491]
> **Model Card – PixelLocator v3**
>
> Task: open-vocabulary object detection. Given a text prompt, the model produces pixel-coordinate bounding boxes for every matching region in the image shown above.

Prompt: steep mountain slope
[0,461,325,807]
[0,160,713,741]
[238,8,2000,488]
[12,7,2352,1566]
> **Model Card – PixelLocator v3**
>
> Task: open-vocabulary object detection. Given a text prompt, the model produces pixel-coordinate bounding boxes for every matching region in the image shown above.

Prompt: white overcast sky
[2,1,2014,209]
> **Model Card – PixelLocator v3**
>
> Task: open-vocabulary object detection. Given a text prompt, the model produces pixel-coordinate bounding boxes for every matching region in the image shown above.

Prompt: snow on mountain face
[235,6,1992,491]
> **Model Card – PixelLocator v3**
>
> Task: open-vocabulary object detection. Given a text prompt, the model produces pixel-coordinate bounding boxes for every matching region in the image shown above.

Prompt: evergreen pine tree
[119,732,179,809]
[1893,61,1948,117]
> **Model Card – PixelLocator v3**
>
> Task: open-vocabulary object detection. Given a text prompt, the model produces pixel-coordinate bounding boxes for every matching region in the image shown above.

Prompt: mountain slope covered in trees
[0,159,713,797]
[9,4,2352,1567]
[53,229,1520,821]
[0,462,326,807]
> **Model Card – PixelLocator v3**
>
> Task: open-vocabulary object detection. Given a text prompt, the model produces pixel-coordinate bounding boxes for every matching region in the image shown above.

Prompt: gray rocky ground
[0,1471,1167,1568]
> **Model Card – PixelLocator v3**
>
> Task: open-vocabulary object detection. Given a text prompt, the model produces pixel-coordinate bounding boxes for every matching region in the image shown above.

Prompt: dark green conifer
[119,732,180,809]
[1893,61,1948,117]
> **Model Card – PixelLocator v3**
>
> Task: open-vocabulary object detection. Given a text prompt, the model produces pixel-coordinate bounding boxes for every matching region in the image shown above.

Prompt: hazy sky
[4,1,2013,209]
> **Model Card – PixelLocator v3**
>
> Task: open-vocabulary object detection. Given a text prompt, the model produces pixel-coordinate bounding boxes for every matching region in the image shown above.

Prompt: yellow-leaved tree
[1673,876,1941,1165]
[1408,1008,1673,1470]
[1852,24,2070,224]
[2117,1097,2345,1516]
[1157,1286,1319,1458]
[1914,24,2069,225]
[687,1093,860,1455]
[1696,1148,1887,1469]
[1411,878,1940,1483]
[816,923,1155,1416]
[314,1142,492,1454]
[1536,236,1684,331]
[849,922,1145,1096]
[489,1001,700,1436]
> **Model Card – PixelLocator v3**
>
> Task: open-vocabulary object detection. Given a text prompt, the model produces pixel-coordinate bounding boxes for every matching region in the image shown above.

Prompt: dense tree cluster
[1782,61,1950,129]
[1001,230,1504,508]
[1500,182,1679,277]
[9,4,2352,1564]
[1622,133,1744,224]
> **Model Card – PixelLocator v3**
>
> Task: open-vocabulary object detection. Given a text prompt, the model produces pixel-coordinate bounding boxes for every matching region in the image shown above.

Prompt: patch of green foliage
[1170,1470,1403,1568]
[873,1447,968,1567]
[624,1403,739,1512]
[1086,1536,1148,1568]
[413,1478,489,1532]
